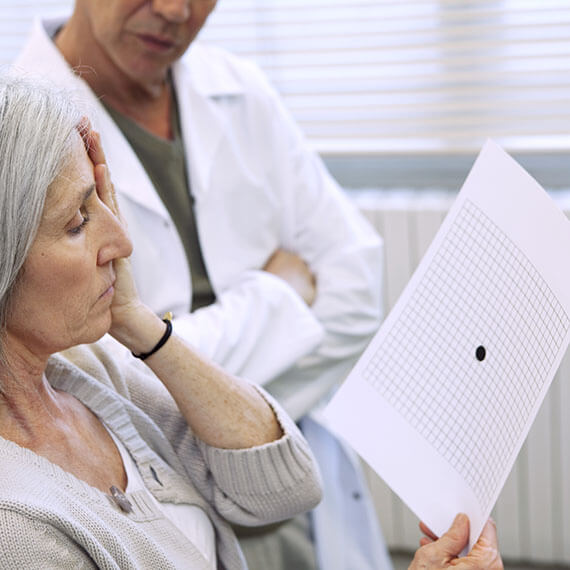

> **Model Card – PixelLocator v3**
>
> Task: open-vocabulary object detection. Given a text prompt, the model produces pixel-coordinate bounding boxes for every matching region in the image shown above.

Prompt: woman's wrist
[109,304,167,356]
[131,316,172,360]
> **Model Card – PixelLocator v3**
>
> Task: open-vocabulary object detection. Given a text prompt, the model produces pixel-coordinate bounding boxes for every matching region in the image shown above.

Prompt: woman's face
[6,134,132,356]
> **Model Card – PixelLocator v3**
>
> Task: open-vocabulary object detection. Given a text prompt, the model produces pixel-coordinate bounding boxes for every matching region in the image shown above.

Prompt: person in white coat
[13,2,390,568]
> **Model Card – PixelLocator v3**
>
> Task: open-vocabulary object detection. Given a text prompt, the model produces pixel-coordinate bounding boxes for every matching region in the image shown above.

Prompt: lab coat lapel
[172,47,244,202]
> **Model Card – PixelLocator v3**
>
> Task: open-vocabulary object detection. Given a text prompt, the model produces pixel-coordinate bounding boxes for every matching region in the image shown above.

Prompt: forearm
[113,305,283,449]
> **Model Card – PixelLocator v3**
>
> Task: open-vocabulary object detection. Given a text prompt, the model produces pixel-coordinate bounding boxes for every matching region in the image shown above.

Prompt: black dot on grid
[476,345,486,361]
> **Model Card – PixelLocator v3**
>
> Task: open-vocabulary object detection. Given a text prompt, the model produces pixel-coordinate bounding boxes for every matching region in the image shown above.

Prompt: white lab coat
[14,18,392,569]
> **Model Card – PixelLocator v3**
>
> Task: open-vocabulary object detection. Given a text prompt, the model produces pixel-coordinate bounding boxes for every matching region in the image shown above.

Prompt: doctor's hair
[0,75,83,363]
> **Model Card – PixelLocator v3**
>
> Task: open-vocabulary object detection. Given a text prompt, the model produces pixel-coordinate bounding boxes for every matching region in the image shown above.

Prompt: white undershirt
[106,427,216,568]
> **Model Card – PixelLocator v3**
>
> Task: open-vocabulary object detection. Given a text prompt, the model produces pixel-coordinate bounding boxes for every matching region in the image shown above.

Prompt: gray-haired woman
[0,76,322,569]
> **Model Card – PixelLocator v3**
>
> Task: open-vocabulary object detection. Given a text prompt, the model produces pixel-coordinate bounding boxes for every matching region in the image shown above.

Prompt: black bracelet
[132,317,173,361]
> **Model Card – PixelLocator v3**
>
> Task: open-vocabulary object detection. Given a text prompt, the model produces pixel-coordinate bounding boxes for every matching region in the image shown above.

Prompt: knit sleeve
[193,388,323,526]
[119,362,323,525]
[0,511,97,569]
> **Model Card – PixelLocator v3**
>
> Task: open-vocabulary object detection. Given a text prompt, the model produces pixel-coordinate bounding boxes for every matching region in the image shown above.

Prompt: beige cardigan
[0,338,322,569]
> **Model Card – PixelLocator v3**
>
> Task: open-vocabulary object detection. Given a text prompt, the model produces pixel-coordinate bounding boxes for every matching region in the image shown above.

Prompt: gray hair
[0,76,83,357]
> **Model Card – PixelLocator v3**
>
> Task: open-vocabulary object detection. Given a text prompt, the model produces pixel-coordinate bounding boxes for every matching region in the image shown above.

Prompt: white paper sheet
[323,140,570,550]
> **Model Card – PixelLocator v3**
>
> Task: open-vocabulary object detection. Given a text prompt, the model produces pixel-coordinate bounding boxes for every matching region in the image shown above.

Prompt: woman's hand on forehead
[79,117,121,219]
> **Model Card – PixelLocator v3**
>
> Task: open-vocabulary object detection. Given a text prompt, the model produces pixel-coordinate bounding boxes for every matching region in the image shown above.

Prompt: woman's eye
[68,210,90,235]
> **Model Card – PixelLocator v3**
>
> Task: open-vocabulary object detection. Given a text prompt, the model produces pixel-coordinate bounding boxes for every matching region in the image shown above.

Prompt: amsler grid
[362,199,570,512]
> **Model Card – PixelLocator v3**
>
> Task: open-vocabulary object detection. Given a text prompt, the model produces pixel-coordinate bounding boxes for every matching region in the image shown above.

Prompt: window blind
[2,1,569,156]
[0,1,72,67]
[200,0,570,155]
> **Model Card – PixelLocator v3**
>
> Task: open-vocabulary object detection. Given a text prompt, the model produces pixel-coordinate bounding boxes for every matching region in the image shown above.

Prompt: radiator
[353,189,570,564]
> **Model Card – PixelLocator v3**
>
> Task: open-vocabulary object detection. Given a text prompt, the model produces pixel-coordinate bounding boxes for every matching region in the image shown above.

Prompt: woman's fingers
[82,122,125,237]
[76,116,91,141]
[87,129,107,167]
[77,116,107,167]
[94,163,120,218]
[79,118,119,216]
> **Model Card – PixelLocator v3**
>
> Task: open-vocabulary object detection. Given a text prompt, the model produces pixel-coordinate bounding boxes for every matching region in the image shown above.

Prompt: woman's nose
[97,209,133,266]
[152,0,191,23]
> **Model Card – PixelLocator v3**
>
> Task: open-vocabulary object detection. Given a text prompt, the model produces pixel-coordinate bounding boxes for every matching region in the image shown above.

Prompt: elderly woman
[0,76,502,569]
[0,76,322,568]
